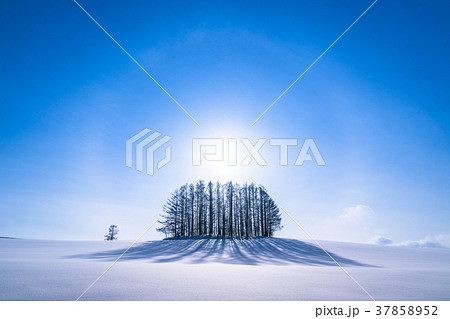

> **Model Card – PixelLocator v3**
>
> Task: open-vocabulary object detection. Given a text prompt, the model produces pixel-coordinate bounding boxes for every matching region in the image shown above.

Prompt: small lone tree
[104,225,119,241]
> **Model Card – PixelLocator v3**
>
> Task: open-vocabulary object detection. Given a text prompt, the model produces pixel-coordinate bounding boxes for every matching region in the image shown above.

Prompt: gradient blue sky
[1,0,449,244]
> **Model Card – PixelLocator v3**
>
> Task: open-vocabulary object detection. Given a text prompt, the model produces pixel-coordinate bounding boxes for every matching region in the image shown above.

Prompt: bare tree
[158,181,282,238]
[104,225,119,241]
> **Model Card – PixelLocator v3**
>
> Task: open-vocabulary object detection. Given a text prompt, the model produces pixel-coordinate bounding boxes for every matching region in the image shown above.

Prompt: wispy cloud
[368,234,450,248]
[367,236,393,245]
[339,205,373,222]
[397,234,450,248]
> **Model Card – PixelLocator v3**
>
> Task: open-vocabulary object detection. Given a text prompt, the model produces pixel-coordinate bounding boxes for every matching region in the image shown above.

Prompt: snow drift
[1,237,449,300]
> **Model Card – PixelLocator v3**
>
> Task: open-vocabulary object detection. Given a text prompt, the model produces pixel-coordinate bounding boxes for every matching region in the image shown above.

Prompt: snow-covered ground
[1,237,449,300]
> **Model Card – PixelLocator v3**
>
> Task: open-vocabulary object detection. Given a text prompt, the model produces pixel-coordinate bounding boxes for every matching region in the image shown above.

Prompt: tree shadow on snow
[68,238,377,267]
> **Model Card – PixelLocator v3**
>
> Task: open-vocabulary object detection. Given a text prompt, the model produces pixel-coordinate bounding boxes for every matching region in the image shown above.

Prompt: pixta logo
[126,129,172,176]
[126,130,325,176]
[192,138,325,166]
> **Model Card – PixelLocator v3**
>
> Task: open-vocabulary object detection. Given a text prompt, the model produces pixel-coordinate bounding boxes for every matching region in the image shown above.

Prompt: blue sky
[0,0,449,244]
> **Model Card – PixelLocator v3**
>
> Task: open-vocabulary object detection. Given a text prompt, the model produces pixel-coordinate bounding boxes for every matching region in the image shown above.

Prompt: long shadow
[68,237,377,267]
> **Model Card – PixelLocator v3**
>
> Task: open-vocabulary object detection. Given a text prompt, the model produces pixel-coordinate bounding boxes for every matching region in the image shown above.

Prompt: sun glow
[185,120,267,184]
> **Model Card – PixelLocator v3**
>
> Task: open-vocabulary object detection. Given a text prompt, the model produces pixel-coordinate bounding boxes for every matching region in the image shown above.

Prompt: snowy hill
[1,237,449,300]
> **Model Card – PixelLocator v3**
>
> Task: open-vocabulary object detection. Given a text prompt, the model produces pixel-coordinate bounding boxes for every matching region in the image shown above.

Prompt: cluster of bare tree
[157,181,282,238]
